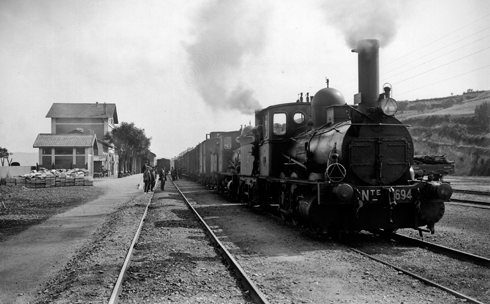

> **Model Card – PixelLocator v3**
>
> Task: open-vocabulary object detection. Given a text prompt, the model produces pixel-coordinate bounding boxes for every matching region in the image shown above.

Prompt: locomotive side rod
[172,180,271,304]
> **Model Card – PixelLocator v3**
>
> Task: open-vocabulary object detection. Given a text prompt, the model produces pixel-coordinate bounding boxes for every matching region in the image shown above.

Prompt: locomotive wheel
[279,185,290,221]
[289,184,302,227]
[327,228,343,240]
[239,182,246,203]
[247,184,255,207]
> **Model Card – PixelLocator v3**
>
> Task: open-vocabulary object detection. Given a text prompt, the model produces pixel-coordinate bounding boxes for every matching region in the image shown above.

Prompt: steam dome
[311,88,345,127]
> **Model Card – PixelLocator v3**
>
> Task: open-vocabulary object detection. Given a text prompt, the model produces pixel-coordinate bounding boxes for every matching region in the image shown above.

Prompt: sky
[1,0,489,160]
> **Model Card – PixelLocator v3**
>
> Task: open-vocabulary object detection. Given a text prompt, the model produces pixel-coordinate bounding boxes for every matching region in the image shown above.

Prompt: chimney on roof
[96,101,99,107]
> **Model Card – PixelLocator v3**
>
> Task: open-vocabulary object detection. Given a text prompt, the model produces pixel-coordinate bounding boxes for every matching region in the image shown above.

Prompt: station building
[33,102,119,176]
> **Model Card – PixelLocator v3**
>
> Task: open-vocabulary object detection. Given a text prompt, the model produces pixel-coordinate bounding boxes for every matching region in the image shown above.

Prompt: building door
[94,161,102,174]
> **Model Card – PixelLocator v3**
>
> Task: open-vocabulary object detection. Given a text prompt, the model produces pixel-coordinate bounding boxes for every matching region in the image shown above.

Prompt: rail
[347,246,485,304]
[108,191,154,304]
[449,198,490,207]
[452,189,490,196]
[391,233,490,267]
[172,179,270,304]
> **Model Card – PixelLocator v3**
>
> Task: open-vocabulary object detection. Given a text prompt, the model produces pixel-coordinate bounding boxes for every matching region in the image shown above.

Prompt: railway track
[449,197,490,207]
[390,233,490,267]
[210,179,490,303]
[172,180,270,304]
[241,189,490,303]
[108,179,268,304]
[345,245,486,304]
[336,229,489,304]
[453,189,490,196]
[109,191,154,304]
[271,214,490,303]
[107,179,489,303]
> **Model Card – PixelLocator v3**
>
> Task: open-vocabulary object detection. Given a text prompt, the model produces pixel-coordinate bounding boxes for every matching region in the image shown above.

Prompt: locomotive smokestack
[352,39,379,114]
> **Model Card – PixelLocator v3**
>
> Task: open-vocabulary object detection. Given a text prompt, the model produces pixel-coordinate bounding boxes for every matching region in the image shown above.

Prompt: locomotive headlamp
[427,182,453,200]
[333,184,354,201]
[436,183,453,200]
[379,97,398,116]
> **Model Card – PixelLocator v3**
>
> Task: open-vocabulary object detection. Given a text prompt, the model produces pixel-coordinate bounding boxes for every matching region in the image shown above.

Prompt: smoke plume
[320,0,406,48]
[184,0,268,115]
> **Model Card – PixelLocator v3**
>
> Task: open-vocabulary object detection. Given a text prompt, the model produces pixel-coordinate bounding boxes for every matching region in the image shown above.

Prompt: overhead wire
[392,46,490,85]
[384,29,490,78]
[396,64,490,97]
[382,12,490,67]
[335,13,490,92]
[387,39,490,80]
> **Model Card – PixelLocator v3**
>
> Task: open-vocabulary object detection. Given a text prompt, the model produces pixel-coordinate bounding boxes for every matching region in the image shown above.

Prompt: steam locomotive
[175,39,453,235]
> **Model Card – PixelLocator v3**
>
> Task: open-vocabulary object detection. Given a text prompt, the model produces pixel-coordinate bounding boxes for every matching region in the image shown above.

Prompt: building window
[76,148,85,155]
[42,148,52,155]
[55,156,72,168]
[42,156,52,167]
[55,148,73,155]
[76,156,85,167]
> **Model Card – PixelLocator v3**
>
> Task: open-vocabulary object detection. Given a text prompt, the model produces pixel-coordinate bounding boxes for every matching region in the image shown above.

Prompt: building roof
[33,134,97,148]
[46,103,118,124]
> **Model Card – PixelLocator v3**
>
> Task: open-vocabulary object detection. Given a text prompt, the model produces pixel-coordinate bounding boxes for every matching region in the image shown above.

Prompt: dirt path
[0,174,143,304]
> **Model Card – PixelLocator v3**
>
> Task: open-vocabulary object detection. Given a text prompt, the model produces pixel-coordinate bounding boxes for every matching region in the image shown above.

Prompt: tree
[397,102,408,113]
[415,103,427,113]
[474,102,490,132]
[105,122,152,175]
[441,98,455,109]
[0,147,13,166]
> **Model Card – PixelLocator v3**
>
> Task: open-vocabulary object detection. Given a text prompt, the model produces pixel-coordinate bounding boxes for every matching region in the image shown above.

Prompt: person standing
[150,167,156,191]
[143,166,151,193]
[170,167,177,180]
[159,167,166,190]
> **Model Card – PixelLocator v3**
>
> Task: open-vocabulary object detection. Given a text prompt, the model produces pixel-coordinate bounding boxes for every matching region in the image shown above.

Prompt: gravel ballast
[2,174,488,303]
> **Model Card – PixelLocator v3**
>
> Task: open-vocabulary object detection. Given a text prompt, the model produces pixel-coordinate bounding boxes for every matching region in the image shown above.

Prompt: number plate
[359,188,413,203]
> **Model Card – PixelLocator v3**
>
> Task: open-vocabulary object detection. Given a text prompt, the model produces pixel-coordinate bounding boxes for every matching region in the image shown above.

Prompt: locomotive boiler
[235,39,452,234]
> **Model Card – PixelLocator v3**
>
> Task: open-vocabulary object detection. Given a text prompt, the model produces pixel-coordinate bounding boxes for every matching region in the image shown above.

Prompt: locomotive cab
[243,102,311,177]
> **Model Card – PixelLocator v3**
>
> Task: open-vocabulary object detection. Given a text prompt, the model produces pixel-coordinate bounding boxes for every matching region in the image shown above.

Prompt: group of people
[142,165,167,193]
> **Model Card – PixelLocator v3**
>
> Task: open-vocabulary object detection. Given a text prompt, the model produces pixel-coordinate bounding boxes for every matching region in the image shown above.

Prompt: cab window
[293,112,305,124]
[273,113,286,135]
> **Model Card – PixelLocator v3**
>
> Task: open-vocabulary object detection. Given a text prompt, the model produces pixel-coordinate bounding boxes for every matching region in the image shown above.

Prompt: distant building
[33,102,119,176]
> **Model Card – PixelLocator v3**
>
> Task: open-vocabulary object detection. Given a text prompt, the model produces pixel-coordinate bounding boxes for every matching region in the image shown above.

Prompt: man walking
[150,167,156,191]
[143,166,151,193]
[159,167,166,191]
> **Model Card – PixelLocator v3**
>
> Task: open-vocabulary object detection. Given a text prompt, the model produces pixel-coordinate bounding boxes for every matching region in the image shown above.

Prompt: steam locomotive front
[298,40,452,233]
[343,39,413,186]
[307,39,413,186]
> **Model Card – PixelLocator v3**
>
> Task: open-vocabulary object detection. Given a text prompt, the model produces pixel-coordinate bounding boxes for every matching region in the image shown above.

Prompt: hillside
[396,90,490,176]
[398,90,490,119]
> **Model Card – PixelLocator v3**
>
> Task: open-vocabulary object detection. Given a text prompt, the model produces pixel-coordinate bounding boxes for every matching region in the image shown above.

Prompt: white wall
[0,166,32,178]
